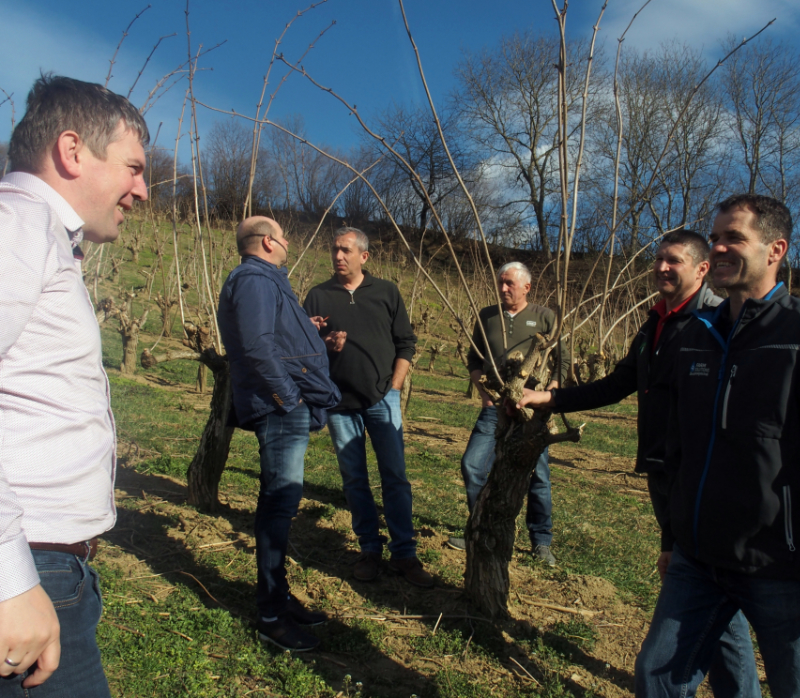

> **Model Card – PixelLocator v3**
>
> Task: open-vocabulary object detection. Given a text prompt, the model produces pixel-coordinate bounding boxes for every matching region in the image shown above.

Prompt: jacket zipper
[785,486,796,552]
[720,365,737,430]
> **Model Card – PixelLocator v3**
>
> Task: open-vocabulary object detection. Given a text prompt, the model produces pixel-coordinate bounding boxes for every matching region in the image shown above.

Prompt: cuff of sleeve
[0,535,40,603]
[395,349,416,363]
[660,529,675,553]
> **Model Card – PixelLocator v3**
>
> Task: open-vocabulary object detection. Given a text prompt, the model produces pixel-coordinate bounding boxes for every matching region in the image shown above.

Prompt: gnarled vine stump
[463,338,582,618]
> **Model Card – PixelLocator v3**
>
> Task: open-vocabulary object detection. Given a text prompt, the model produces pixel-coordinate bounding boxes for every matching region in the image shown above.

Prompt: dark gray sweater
[466,303,569,384]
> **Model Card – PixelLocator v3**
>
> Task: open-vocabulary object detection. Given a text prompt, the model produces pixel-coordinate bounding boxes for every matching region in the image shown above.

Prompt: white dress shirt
[0,172,116,602]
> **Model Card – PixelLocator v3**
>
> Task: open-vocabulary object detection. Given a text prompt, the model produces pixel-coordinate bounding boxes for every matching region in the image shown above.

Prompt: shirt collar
[2,172,85,245]
[651,290,697,320]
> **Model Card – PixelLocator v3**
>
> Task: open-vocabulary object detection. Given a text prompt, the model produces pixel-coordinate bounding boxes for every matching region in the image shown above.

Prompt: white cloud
[598,0,798,55]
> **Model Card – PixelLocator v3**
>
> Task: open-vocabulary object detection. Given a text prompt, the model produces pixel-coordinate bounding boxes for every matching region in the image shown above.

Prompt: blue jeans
[252,403,310,617]
[647,474,760,697]
[0,550,109,698]
[460,406,553,546]
[635,544,797,697]
[327,389,416,559]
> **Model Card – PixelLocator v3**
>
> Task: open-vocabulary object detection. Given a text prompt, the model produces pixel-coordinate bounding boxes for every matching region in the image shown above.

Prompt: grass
[99,358,657,696]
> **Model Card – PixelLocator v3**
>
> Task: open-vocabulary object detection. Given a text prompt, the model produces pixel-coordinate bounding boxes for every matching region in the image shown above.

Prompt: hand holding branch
[516,388,556,411]
[308,315,328,331]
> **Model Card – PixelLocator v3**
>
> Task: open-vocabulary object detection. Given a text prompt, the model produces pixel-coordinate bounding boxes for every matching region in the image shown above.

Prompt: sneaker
[257,614,320,652]
[287,594,327,626]
[533,544,556,567]
[353,551,382,581]
[446,536,466,551]
[388,556,435,588]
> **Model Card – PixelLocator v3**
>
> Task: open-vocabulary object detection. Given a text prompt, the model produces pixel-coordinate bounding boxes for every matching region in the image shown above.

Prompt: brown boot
[353,551,382,581]
[388,556,434,588]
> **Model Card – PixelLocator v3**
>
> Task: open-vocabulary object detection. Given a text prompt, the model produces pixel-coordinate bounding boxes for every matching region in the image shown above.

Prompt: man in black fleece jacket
[304,227,432,588]
[518,230,759,697]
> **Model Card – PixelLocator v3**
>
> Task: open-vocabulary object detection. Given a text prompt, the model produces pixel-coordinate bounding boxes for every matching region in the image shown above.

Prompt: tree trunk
[120,330,140,376]
[400,349,422,419]
[187,355,235,512]
[197,363,208,393]
[463,408,551,618]
[463,340,582,618]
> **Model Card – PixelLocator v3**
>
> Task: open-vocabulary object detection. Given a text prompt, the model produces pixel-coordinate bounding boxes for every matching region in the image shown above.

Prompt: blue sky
[1,0,798,154]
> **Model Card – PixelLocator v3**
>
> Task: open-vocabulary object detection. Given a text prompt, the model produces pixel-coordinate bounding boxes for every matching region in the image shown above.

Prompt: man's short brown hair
[660,230,710,265]
[717,194,793,245]
[9,74,150,173]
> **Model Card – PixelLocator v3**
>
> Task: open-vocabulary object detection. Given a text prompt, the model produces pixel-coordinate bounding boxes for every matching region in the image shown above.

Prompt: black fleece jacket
[552,284,721,474]
[664,283,800,578]
[303,271,417,411]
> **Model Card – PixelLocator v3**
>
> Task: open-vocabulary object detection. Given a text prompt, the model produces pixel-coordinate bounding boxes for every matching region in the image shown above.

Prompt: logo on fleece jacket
[689,362,710,377]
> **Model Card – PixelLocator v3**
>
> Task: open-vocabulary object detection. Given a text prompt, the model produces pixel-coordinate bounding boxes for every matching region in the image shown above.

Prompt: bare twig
[106,5,152,88]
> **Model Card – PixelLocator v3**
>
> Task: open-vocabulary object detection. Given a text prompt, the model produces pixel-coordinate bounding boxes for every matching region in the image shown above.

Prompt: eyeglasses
[239,233,288,252]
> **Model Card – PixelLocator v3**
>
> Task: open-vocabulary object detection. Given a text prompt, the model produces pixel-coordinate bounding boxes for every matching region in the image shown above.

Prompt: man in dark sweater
[518,230,759,697]
[304,227,433,588]
[448,262,569,566]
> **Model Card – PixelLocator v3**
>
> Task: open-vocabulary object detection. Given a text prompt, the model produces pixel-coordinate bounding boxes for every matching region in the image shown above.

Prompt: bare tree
[455,32,604,257]
[368,103,476,234]
[204,119,253,220]
[721,36,800,208]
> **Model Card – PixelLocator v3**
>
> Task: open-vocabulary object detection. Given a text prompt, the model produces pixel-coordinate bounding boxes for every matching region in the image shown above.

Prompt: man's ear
[696,260,710,279]
[54,131,83,178]
[769,238,789,266]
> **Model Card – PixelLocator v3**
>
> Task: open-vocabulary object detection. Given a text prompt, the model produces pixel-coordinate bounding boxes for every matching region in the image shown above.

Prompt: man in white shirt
[0,75,148,695]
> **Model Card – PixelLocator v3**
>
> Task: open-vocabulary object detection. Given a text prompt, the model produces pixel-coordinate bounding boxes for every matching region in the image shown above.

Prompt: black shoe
[446,536,466,551]
[287,594,327,626]
[257,614,320,652]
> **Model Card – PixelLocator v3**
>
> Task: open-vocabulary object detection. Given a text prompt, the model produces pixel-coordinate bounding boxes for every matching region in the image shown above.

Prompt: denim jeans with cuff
[327,388,416,559]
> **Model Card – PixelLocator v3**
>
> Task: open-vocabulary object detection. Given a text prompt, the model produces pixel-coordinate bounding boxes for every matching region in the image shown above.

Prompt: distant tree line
[54,32,800,263]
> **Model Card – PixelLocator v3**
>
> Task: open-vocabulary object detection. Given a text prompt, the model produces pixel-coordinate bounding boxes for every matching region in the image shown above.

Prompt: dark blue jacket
[665,283,800,578]
[218,256,340,430]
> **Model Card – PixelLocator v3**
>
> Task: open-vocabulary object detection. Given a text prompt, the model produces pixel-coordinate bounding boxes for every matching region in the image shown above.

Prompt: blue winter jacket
[218,256,340,430]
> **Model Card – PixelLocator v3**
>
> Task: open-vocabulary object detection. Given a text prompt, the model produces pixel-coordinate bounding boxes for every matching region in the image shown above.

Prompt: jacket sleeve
[231,272,301,411]
[552,332,641,413]
[391,287,417,362]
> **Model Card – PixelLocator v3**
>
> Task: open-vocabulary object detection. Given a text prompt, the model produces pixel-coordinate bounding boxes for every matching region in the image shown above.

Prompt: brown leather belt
[29,538,98,561]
